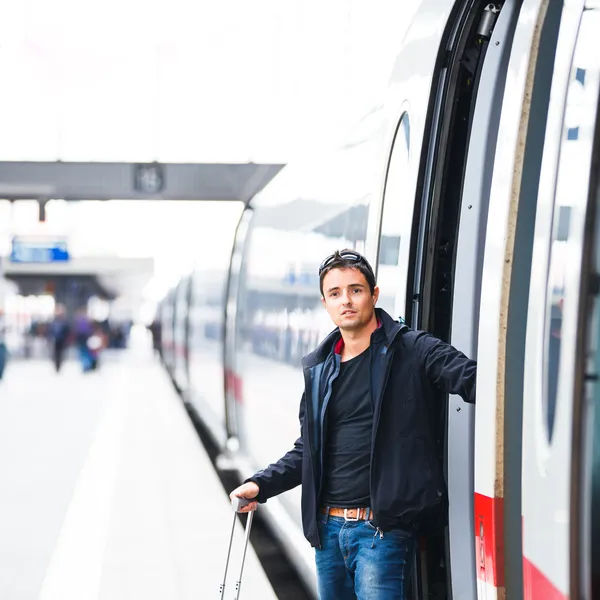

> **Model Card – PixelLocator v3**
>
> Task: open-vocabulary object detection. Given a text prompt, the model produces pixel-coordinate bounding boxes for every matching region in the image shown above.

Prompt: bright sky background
[0,0,419,311]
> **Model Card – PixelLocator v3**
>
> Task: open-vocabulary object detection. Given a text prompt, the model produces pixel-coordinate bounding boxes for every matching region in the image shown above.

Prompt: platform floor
[0,330,277,600]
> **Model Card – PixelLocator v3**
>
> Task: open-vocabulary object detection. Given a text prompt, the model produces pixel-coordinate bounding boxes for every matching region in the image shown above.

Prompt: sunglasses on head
[318,250,373,276]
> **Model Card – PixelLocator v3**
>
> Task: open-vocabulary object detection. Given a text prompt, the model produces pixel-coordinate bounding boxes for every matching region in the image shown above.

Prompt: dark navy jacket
[247,308,476,548]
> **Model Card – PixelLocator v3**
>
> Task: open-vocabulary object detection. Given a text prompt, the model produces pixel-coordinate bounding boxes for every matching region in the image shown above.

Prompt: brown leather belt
[320,506,371,521]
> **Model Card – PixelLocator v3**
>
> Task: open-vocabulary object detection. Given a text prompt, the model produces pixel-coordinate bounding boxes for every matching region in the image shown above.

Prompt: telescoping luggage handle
[220,496,255,600]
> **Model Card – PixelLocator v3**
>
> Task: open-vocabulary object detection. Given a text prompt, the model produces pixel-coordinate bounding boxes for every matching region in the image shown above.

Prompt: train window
[377,114,411,318]
[542,55,589,442]
[544,232,565,442]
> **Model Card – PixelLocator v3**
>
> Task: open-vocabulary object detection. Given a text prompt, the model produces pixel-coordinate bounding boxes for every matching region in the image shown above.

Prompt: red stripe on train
[225,368,244,404]
[523,555,568,600]
[475,493,568,599]
[474,493,505,588]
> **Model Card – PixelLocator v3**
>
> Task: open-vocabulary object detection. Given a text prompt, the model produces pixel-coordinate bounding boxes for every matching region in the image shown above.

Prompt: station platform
[0,330,277,600]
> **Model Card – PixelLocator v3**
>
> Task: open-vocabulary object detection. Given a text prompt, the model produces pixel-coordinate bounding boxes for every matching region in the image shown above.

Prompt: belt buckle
[344,508,360,522]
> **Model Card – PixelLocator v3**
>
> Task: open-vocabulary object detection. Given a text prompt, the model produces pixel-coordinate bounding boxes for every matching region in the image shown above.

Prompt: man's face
[321,267,379,332]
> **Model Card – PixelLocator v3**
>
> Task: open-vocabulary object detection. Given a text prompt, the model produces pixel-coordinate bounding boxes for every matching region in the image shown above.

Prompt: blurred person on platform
[0,308,7,380]
[74,310,95,372]
[85,327,104,371]
[49,304,70,372]
[149,317,162,358]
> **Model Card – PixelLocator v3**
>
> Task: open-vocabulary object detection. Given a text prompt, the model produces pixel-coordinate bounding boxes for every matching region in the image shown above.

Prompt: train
[158,0,600,598]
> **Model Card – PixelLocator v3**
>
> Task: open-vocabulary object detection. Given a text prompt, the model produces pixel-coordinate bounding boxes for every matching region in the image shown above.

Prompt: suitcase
[220,497,255,599]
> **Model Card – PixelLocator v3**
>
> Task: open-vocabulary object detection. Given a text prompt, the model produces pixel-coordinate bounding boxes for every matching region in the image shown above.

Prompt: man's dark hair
[318,249,377,297]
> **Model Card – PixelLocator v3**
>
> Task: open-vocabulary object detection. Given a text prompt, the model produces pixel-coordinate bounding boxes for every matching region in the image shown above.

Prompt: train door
[474,0,572,596]
[173,275,191,396]
[522,4,600,598]
[183,275,192,397]
[583,102,600,599]
[375,1,520,599]
[223,208,253,444]
[160,289,176,374]
[577,23,600,593]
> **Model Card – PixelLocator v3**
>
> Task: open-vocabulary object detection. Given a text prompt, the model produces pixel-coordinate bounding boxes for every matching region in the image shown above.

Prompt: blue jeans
[315,514,415,599]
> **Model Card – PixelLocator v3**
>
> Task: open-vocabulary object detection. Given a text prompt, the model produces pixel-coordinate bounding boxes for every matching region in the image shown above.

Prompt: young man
[230,249,476,599]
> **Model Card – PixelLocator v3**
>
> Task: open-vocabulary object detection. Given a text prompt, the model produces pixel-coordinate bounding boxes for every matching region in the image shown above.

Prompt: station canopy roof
[0,161,285,203]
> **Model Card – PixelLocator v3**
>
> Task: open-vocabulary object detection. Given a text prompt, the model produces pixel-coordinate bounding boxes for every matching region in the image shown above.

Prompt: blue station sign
[10,238,70,264]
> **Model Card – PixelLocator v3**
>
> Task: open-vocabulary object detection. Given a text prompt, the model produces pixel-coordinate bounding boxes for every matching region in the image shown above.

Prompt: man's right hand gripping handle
[229,482,259,513]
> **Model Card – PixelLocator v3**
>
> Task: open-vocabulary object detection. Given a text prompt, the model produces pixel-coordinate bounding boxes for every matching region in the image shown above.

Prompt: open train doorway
[395,1,518,598]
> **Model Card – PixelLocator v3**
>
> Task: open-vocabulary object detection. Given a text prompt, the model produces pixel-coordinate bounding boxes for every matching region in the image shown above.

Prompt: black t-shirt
[321,349,373,507]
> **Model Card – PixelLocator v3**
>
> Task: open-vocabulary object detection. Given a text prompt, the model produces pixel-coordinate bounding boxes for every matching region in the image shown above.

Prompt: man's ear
[321,296,326,308]
[373,286,380,305]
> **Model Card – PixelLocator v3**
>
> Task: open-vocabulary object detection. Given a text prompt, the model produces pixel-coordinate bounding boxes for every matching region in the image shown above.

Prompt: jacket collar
[302,308,408,369]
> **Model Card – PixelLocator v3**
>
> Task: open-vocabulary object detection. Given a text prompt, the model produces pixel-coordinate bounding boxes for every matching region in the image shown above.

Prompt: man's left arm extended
[415,332,477,404]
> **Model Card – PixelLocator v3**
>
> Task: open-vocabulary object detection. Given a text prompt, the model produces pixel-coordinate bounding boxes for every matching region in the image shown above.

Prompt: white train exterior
[160,0,600,598]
